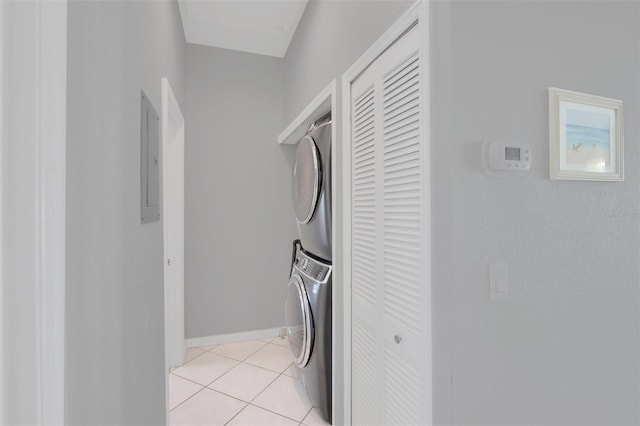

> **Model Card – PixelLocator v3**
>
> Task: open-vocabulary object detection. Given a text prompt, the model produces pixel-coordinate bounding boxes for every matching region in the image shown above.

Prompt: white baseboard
[186,327,286,348]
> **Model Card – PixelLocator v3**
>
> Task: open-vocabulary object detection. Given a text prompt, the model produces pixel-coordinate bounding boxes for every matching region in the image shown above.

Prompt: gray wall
[2,2,49,423]
[184,44,296,338]
[66,1,185,424]
[431,1,639,424]
[283,1,413,424]
[283,0,413,124]
[288,0,640,424]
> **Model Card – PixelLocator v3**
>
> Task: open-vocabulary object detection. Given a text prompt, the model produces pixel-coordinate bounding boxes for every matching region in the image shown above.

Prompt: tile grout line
[171,362,237,388]
[247,402,307,425]
[244,360,292,375]
[205,340,271,364]
[300,405,314,425]
[172,339,281,396]
[174,346,259,389]
[169,371,209,388]
[173,344,225,374]
[247,358,309,424]
[172,343,287,409]
[216,339,282,426]
[201,360,243,388]
[211,339,269,354]
[222,401,250,426]
[203,386,254,406]
[170,338,312,425]
[171,383,250,418]
[180,347,208,365]
[246,361,287,405]
[205,363,283,396]
[170,362,244,412]
[202,340,280,390]
[268,337,290,348]
[190,339,275,362]
[168,382,207,413]
[244,341,294,373]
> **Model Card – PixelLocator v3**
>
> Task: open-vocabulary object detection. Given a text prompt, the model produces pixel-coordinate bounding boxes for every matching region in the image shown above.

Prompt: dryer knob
[394,335,402,344]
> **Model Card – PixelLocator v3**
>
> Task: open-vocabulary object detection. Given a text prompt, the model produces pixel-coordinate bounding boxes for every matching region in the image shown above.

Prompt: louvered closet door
[350,25,428,426]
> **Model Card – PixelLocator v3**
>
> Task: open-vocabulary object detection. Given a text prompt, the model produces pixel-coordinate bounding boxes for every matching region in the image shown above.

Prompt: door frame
[161,77,186,421]
[1,2,5,421]
[340,1,431,423]
[1,0,67,423]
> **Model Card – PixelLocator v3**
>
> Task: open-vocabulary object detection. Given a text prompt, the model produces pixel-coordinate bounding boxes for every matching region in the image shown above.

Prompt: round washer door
[292,136,322,224]
[285,274,314,367]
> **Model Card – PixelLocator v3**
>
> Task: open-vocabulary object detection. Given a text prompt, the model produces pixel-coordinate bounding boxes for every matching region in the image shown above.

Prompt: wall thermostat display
[482,140,532,176]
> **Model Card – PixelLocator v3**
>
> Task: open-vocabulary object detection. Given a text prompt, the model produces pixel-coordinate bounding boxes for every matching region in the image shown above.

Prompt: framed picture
[549,88,623,181]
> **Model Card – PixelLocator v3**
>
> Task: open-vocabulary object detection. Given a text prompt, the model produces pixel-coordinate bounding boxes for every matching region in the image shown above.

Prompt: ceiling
[178,0,309,58]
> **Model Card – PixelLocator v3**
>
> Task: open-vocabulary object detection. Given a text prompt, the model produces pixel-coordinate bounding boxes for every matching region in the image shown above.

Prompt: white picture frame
[549,88,623,181]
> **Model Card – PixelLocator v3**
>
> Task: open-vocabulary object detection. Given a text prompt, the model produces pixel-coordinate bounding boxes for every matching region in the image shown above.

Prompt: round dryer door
[292,136,322,224]
[285,274,314,367]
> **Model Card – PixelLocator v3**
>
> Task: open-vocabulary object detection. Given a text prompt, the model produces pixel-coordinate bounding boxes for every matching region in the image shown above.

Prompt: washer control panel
[295,251,332,283]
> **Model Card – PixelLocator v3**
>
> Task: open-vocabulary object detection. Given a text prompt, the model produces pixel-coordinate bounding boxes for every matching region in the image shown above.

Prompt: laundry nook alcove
[279,81,337,424]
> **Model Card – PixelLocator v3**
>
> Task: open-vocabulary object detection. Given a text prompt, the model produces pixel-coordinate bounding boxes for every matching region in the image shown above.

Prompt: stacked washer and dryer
[285,112,332,423]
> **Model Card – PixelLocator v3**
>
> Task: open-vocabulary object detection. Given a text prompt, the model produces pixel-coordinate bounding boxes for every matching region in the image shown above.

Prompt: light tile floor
[169,337,330,426]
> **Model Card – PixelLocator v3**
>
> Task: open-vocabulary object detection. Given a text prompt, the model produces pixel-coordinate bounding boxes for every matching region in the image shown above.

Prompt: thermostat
[482,140,532,177]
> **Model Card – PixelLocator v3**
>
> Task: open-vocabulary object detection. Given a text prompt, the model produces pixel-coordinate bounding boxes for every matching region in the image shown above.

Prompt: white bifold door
[347,20,431,426]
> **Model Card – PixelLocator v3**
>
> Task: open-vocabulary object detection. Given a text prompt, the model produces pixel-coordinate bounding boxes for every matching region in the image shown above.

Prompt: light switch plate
[490,262,508,300]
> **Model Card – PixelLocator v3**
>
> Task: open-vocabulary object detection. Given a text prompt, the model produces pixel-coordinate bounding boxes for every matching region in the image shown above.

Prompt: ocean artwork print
[550,88,622,181]
[564,107,611,171]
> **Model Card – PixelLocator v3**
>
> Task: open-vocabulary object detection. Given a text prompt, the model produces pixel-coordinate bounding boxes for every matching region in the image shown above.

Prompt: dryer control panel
[295,251,332,284]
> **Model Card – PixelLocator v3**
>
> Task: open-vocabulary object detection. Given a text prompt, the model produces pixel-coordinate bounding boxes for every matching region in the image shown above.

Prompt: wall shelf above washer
[278,80,336,145]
